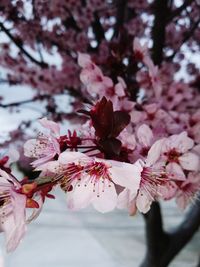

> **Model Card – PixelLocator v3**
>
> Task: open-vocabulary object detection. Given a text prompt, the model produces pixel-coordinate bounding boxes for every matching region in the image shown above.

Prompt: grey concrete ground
[1,189,200,267]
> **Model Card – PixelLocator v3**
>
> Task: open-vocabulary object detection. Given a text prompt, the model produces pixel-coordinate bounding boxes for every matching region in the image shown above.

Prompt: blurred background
[0,0,200,266]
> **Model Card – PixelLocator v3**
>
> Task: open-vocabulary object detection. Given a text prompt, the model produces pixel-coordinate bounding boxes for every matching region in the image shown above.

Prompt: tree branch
[112,0,127,39]
[166,18,200,61]
[151,0,169,65]
[168,199,200,262]
[197,255,200,267]
[140,202,170,267]
[92,12,105,45]
[0,22,48,68]
[0,94,52,108]
[167,0,195,22]
[140,197,200,267]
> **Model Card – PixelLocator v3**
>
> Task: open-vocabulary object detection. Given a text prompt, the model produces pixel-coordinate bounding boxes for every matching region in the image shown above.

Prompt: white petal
[92,179,117,213]
[59,151,88,165]
[2,214,26,252]
[117,188,136,212]
[137,124,153,147]
[108,160,142,194]
[77,52,91,67]
[117,188,130,209]
[136,189,152,213]
[23,139,38,157]
[4,192,27,252]
[146,138,166,166]
[179,152,199,171]
[166,162,185,180]
[170,132,194,153]
[66,178,94,211]
[39,117,60,136]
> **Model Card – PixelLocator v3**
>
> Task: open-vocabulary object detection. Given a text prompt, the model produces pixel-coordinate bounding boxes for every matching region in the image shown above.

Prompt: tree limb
[0,22,48,68]
[140,202,170,267]
[151,0,169,65]
[166,18,200,61]
[140,197,200,267]
[92,12,105,45]
[197,255,200,267]
[112,0,127,39]
[0,94,52,108]
[167,0,195,22]
[167,199,200,263]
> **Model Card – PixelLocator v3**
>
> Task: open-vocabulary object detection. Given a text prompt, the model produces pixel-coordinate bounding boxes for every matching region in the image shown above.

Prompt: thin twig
[0,94,52,108]
[167,0,195,22]
[166,18,200,61]
[0,22,48,68]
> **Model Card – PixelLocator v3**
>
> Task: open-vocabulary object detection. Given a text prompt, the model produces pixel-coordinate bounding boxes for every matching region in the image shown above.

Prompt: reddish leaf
[90,97,114,138]
[112,111,131,137]
[98,138,122,156]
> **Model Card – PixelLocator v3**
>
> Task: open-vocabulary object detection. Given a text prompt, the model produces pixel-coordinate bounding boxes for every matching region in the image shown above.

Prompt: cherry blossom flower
[0,170,26,252]
[118,160,170,214]
[24,118,60,168]
[175,172,200,210]
[39,151,141,213]
[148,131,199,178]
[0,147,19,173]
[136,124,154,158]
[133,38,149,62]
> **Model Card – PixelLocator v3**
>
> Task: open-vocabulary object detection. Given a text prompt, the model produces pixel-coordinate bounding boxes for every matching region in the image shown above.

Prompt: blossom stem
[68,146,97,149]
[82,148,98,154]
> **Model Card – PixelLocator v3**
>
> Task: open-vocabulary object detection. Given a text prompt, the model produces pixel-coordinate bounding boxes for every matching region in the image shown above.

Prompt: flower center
[60,163,84,192]
[85,161,110,180]
[165,148,180,163]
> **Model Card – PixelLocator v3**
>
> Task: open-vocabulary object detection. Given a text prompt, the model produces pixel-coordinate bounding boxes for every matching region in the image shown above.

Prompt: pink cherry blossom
[24,118,60,168]
[40,151,141,213]
[133,38,149,62]
[175,172,200,210]
[118,141,173,214]
[0,170,26,252]
[148,132,199,178]
[136,124,154,158]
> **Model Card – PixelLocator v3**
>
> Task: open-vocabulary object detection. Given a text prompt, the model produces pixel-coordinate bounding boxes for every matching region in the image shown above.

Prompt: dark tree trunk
[140,199,200,267]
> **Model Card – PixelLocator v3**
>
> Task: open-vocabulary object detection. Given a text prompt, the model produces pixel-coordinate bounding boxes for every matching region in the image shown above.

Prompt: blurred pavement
[1,189,200,267]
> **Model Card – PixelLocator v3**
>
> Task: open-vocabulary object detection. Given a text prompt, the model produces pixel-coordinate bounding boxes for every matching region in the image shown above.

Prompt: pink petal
[31,154,55,168]
[24,139,38,157]
[39,118,60,136]
[4,192,27,252]
[176,194,188,210]
[117,188,137,215]
[108,160,142,195]
[137,124,153,147]
[66,177,94,211]
[77,52,91,68]
[59,151,88,165]
[170,132,194,153]
[92,179,117,213]
[2,214,24,252]
[146,139,165,166]
[158,182,177,200]
[117,188,130,209]
[179,152,199,171]
[166,162,185,180]
[35,160,60,173]
[136,189,152,213]
[128,200,137,216]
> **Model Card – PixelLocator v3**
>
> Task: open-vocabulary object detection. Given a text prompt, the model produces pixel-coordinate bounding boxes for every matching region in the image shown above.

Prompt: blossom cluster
[0,39,200,253]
